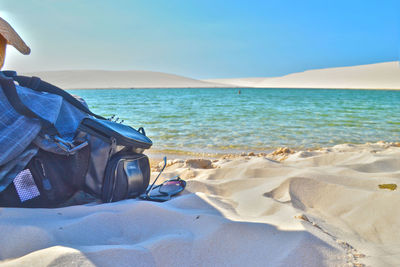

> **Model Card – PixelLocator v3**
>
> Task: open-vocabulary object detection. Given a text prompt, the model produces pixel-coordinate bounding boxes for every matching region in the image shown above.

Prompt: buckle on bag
[45,134,88,155]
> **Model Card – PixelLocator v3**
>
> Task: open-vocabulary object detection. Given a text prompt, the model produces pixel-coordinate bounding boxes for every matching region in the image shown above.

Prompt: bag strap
[0,77,59,136]
[10,75,105,120]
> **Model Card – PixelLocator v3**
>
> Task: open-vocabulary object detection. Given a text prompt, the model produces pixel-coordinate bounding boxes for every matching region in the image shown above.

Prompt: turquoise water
[71,88,400,154]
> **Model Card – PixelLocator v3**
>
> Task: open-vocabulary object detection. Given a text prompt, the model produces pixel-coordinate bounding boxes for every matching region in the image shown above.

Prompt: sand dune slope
[206,61,400,89]
[1,142,400,266]
[22,70,228,89]
[22,61,400,90]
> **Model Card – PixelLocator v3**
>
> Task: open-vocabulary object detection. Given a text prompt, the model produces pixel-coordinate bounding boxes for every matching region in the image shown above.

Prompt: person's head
[0,34,6,69]
[0,17,30,69]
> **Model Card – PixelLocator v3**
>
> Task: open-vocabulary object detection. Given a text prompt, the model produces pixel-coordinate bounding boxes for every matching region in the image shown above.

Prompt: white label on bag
[13,169,40,202]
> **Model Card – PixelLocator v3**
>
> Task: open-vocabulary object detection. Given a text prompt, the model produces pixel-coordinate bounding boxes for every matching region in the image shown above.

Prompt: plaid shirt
[0,72,87,191]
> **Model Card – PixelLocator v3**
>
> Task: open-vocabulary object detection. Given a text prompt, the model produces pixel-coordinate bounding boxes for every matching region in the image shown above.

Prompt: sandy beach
[1,142,400,266]
[5,62,400,267]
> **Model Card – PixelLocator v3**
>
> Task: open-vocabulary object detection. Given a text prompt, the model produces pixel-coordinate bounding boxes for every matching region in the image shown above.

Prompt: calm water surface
[71,88,400,154]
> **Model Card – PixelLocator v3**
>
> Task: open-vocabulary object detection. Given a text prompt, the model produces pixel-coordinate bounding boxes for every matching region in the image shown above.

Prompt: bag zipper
[79,118,152,149]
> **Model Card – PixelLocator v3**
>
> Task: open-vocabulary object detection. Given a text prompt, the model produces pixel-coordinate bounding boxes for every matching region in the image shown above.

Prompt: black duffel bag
[0,72,153,208]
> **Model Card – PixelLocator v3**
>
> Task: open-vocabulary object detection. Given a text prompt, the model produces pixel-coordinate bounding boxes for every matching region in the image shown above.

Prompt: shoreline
[147,140,400,160]
[66,87,400,90]
[147,141,400,170]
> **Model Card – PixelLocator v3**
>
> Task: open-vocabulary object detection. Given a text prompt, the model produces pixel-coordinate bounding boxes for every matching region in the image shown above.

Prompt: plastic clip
[46,135,88,155]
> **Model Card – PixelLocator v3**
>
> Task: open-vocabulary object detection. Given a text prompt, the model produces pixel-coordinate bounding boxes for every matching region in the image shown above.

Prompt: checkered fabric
[0,71,89,192]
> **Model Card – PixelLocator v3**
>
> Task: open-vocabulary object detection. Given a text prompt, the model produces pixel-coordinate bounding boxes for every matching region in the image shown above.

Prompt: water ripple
[71,88,400,153]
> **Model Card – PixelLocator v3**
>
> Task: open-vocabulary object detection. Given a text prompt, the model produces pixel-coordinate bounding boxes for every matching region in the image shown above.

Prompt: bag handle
[0,77,59,136]
[10,75,106,120]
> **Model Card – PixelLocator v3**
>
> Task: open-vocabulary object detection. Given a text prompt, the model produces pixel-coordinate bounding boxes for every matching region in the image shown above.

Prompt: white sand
[22,70,229,90]
[1,142,400,266]
[206,61,400,89]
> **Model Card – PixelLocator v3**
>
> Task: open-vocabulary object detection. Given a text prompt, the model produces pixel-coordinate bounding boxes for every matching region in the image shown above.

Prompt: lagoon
[72,88,400,154]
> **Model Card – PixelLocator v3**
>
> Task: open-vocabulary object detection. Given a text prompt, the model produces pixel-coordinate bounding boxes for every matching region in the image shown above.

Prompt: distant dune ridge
[22,70,229,89]
[23,61,400,90]
[207,61,400,89]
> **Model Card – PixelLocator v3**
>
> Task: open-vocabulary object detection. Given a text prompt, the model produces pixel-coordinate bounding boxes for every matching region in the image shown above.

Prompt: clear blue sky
[0,0,399,78]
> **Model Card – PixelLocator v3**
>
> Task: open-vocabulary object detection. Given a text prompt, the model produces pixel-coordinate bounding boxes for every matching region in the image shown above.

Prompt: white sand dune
[1,142,400,266]
[22,70,229,90]
[206,61,400,89]
[22,61,400,90]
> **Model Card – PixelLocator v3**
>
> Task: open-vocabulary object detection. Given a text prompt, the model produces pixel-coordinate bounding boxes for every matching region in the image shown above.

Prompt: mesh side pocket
[13,169,40,202]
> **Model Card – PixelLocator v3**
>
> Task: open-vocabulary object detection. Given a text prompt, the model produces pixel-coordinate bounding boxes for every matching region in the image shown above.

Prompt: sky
[0,0,399,79]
